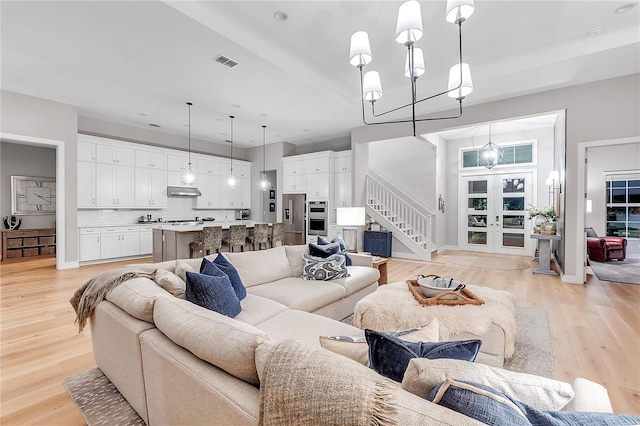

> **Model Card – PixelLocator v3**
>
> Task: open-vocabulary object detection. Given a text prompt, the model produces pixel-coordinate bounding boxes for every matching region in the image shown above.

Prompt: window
[460,141,534,169]
[605,173,640,238]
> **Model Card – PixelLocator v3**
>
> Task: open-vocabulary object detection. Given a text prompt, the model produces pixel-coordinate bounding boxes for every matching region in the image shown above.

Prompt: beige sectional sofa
[88,244,616,425]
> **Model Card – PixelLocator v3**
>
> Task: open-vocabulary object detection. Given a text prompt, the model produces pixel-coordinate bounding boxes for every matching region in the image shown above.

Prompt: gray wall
[0,142,56,229]
[1,90,78,264]
[352,74,640,280]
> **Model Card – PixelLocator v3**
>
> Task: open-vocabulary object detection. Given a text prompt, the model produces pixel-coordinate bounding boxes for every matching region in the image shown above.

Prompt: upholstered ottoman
[353,282,517,367]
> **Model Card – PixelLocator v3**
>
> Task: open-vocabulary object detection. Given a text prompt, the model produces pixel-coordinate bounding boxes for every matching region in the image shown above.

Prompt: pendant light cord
[262,125,267,178]
[229,115,234,175]
[187,102,192,167]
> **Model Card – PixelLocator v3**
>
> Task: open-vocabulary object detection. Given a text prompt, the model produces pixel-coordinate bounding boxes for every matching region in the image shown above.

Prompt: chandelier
[349,0,475,136]
[478,123,503,169]
[227,115,237,188]
[182,102,196,184]
[259,125,270,190]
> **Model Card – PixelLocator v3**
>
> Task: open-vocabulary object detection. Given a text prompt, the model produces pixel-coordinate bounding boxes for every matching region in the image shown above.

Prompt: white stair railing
[365,174,434,261]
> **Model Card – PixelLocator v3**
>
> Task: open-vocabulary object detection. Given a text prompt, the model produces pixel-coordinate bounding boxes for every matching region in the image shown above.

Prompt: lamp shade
[586,199,593,213]
[447,63,473,99]
[405,47,425,78]
[446,0,475,23]
[549,170,560,182]
[395,0,423,45]
[350,31,372,67]
[336,207,366,226]
[363,71,383,101]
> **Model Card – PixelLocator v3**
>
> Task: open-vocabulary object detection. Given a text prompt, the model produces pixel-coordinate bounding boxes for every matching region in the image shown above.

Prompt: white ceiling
[1,1,638,149]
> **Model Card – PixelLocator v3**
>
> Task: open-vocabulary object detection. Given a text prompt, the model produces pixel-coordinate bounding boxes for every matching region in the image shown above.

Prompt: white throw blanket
[354,282,517,357]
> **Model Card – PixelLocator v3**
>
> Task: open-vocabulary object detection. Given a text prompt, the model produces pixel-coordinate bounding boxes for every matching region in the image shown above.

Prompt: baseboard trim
[390,251,420,261]
[59,261,80,270]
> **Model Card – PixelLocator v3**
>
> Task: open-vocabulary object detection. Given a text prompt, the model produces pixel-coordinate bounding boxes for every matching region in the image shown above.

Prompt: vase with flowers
[526,205,556,234]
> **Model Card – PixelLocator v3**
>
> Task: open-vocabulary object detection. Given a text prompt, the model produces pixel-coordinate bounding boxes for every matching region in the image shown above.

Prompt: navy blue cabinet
[363,230,392,257]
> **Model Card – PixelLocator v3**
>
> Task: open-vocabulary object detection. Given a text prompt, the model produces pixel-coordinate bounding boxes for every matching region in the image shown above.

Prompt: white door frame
[575,136,639,284]
[458,169,537,255]
[1,132,69,269]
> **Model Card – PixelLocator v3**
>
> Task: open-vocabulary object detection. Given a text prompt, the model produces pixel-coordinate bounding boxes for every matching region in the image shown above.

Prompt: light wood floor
[0,251,638,425]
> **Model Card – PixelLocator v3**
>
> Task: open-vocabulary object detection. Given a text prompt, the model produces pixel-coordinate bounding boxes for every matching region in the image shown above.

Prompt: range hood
[167,186,201,197]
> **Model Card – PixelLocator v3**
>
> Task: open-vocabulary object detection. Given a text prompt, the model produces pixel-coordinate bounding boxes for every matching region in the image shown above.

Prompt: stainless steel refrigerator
[282,194,306,245]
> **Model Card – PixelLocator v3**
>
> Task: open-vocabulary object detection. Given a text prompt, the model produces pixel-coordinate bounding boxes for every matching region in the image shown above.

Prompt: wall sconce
[438,194,445,213]
[545,170,561,205]
[586,199,592,213]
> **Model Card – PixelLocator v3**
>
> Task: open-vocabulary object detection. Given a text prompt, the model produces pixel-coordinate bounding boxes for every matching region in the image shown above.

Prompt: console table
[530,233,562,275]
[2,228,56,261]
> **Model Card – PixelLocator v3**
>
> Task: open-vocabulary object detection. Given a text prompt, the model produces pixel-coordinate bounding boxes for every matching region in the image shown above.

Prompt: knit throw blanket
[70,269,156,332]
[259,339,398,426]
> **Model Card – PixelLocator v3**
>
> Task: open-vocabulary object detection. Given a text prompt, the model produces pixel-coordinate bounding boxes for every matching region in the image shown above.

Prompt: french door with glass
[459,172,534,255]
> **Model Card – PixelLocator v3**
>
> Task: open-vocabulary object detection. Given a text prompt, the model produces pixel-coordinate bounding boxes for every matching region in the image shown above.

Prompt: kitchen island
[152,221,271,262]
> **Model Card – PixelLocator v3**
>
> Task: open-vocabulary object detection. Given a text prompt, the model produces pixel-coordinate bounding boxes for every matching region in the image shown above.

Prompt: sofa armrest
[562,378,613,413]
[602,237,627,247]
[586,237,606,250]
[349,252,373,267]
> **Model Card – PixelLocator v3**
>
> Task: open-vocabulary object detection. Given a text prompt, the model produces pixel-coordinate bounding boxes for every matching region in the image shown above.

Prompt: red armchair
[586,227,627,262]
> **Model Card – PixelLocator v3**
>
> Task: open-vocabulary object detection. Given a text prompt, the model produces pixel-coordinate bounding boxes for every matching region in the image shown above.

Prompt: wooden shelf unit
[2,228,56,261]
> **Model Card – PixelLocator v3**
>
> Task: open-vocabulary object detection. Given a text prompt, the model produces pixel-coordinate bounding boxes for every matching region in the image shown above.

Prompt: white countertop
[152,221,271,232]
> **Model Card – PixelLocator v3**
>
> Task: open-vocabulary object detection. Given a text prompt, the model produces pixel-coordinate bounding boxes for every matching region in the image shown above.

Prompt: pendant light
[258,125,270,190]
[478,123,503,169]
[227,115,237,188]
[182,102,196,184]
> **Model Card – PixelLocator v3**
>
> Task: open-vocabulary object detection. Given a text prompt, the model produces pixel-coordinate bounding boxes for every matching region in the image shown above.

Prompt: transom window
[605,173,640,238]
[461,142,534,169]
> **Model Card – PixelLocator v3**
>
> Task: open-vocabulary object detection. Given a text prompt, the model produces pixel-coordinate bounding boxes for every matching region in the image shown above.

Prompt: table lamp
[336,207,366,252]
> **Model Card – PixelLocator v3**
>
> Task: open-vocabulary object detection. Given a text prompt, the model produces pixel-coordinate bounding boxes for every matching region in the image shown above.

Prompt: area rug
[589,258,640,285]
[63,368,144,426]
[439,254,531,270]
[343,305,554,378]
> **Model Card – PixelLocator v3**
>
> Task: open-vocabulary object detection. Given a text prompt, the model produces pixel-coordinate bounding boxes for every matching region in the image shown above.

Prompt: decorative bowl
[417,276,463,298]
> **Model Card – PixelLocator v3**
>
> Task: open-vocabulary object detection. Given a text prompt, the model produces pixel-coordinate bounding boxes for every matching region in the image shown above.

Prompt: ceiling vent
[213,54,239,69]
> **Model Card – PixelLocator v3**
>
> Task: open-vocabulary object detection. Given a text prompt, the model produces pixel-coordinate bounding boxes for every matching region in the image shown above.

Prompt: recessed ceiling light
[149,123,161,128]
[216,118,224,122]
[274,134,281,137]
[231,104,240,108]
[303,129,311,132]
[615,3,636,13]
[249,140,255,143]
[588,26,604,36]
[184,124,190,127]
[274,11,288,21]
[138,113,147,117]
[220,132,228,136]
[259,113,268,117]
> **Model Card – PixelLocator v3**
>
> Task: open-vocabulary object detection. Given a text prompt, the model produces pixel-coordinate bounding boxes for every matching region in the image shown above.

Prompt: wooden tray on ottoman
[406,280,485,306]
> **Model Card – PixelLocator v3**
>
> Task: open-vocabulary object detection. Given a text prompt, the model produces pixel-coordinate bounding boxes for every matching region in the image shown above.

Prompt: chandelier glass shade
[227,115,237,189]
[349,0,475,136]
[478,123,503,169]
[259,125,270,190]
[182,102,196,185]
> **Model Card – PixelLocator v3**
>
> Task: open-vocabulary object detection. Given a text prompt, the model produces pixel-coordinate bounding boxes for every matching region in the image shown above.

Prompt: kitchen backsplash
[77,197,237,227]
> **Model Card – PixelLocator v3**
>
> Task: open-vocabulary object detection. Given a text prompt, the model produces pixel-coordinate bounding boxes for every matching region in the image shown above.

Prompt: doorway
[459,171,535,255]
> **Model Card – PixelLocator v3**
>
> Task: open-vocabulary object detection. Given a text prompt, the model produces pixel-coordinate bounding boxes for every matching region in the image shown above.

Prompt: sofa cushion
[153,297,270,386]
[106,277,169,323]
[302,253,350,281]
[284,244,308,277]
[308,242,341,258]
[255,310,360,348]
[175,260,196,282]
[401,358,574,411]
[317,235,352,266]
[234,294,289,326]
[201,257,246,301]
[332,265,380,296]
[153,269,186,299]
[247,277,346,312]
[366,330,481,382]
[319,319,440,367]
[185,271,242,318]
[223,246,292,287]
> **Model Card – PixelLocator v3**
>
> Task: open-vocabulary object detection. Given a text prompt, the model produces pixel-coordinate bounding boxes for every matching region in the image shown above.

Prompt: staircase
[365,172,435,261]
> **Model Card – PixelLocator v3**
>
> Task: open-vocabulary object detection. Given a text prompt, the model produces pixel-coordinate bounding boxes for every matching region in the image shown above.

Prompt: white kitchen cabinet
[96,144,135,166]
[334,155,352,173]
[96,164,135,207]
[327,225,344,239]
[167,155,192,172]
[135,150,167,169]
[196,159,221,175]
[306,157,330,174]
[100,227,139,259]
[77,161,97,207]
[78,141,96,162]
[195,174,222,208]
[236,164,250,178]
[139,226,153,254]
[79,228,101,261]
[135,168,168,208]
[283,160,306,176]
[284,175,306,193]
[239,178,251,208]
[307,172,330,199]
[334,172,352,207]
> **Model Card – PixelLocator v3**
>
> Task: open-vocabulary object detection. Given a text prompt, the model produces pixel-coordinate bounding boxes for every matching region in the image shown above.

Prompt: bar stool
[270,222,284,247]
[251,223,270,250]
[225,224,247,252]
[189,226,222,258]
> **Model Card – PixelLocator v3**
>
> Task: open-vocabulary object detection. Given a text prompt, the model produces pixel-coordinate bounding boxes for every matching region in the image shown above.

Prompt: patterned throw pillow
[317,235,352,266]
[185,271,241,318]
[302,253,350,281]
[365,329,481,382]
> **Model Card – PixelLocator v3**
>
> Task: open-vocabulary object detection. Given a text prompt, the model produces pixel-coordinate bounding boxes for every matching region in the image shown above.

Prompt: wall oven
[308,201,328,236]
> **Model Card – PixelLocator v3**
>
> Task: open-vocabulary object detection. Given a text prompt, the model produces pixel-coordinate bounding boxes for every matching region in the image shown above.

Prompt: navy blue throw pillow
[317,235,352,266]
[365,329,481,382]
[428,379,640,426]
[309,242,341,258]
[185,271,241,318]
[206,255,247,300]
